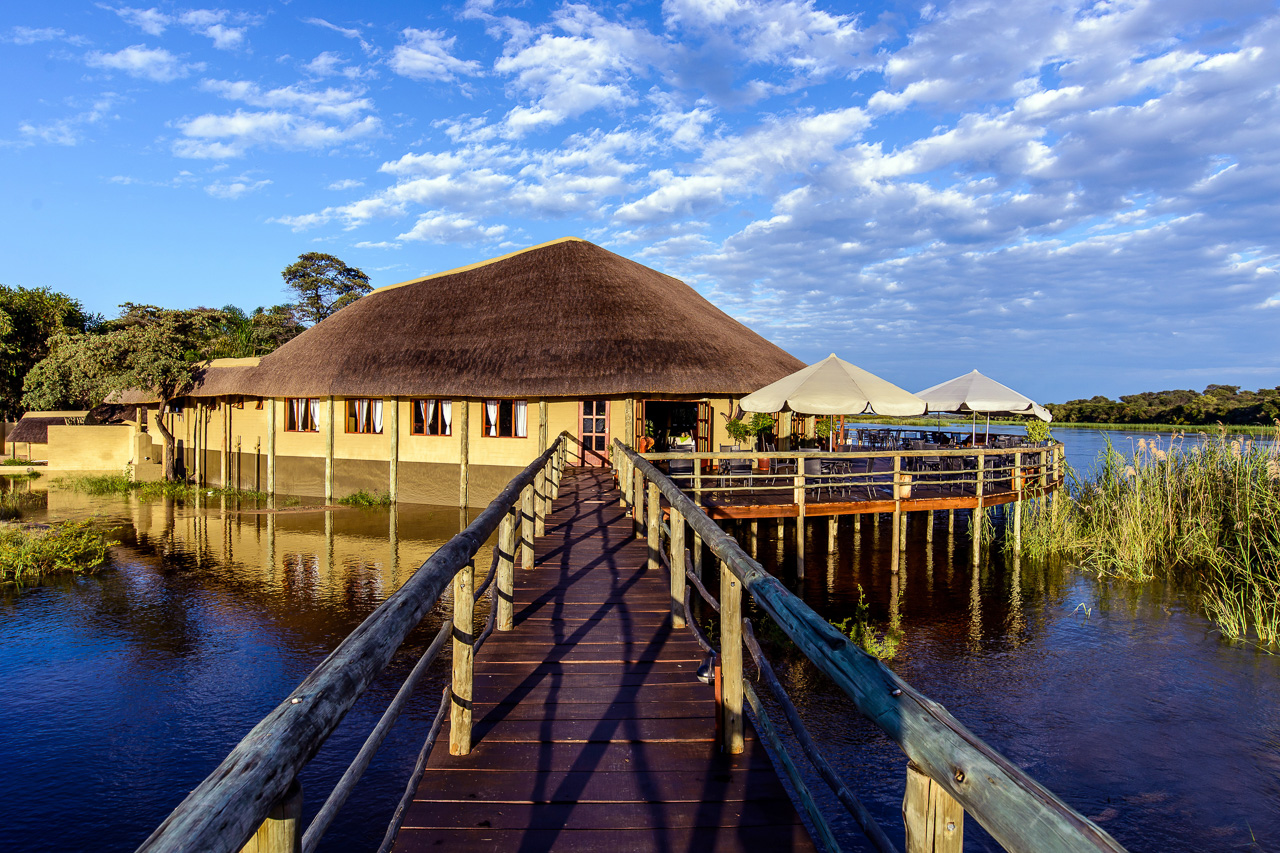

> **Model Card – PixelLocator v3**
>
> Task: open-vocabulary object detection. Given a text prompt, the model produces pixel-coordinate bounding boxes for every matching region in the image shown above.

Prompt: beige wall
[46,424,134,470]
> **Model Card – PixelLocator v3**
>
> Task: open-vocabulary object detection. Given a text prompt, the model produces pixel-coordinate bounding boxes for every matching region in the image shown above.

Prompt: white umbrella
[740,353,926,450]
[914,369,1051,444]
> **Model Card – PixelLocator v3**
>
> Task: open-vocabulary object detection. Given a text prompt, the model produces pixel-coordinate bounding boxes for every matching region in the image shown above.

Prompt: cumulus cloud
[397,211,507,244]
[85,44,201,81]
[105,6,252,48]
[205,176,271,198]
[390,28,482,82]
[174,110,380,158]
[200,79,373,120]
[327,178,364,190]
[5,26,89,45]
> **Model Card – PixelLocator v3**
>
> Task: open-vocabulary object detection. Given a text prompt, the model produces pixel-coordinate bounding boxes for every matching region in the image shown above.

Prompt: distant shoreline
[1046,421,1275,435]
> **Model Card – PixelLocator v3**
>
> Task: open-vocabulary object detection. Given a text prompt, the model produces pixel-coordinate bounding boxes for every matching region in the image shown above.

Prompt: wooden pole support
[719,560,744,754]
[534,468,547,538]
[647,481,661,575]
[238,778,302,853]
[927,510,934,543]
[324,398,334,504]
[827,516,836,552]
[973,453,985,568]
[793,468,805,577]
[1014,451,1023,553]
[520,483,535,570]
[891,455,902,574]
[266,398,276,507]
[387,398,398,504]
[669,507,686,628]
[692,530,703,580]
[634,468,646,537]
[458,400,470,511]
[449,559,475,756]
[903,760,964,853]
[496,509,516,631]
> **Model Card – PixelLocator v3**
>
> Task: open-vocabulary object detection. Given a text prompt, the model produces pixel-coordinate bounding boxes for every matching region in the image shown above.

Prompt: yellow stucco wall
[46,424,134,470]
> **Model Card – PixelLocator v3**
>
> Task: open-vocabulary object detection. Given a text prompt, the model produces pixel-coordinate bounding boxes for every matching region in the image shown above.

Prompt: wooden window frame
[344,398,383,435]
[285,397,320,433]
[410,398,452,436]
[483,399,528,439]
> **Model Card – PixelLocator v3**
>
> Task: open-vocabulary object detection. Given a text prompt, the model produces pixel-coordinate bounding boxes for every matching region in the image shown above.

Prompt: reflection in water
[750,508,1280,852]
[0,485,478,853]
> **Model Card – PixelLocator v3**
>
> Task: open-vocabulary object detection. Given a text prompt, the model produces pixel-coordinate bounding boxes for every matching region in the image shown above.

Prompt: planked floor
[393,466,816,853]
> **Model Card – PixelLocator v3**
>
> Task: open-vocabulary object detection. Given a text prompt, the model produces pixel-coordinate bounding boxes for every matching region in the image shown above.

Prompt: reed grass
[53,474,269,502]
[1016,424,1280,645]
[337,489,392,507]
[0,520,116,583]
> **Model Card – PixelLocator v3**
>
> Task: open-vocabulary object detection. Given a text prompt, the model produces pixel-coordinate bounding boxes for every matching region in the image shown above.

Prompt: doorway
[579,400,610,466]
[637,400,700,452]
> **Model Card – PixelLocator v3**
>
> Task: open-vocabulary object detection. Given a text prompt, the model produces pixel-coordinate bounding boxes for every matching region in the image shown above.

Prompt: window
[229,396,244,409]
[411,399,452,436]
[484,399,527,438]
[168,401,183,419]
[345,398,383,434]
[286,398,319,432]
[254,398,263,410]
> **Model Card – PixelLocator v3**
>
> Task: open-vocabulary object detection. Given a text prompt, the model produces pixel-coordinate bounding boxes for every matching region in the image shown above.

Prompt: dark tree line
[1047,385,1280,425]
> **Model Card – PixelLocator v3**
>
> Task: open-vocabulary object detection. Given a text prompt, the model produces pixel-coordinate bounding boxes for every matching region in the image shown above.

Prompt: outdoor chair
[668,446,694,488]
[718,444,751,490]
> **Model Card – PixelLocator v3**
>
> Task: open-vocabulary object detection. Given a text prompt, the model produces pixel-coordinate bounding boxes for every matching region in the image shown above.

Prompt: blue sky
[3,0,1278,402]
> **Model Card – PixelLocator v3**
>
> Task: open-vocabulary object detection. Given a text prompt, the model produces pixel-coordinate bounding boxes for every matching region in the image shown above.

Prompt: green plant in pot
[1025,419,1052,445]
[723,417,752,446]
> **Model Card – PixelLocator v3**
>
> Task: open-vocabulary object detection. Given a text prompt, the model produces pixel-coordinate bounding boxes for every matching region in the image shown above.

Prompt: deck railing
[135,433,572,853]
[614,438,1125,853]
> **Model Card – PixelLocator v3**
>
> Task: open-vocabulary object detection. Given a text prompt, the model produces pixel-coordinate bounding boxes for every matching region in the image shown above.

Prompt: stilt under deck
[392,467,816,853]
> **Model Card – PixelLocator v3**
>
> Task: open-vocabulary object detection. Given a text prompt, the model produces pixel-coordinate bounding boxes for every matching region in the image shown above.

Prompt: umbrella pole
[971,413,976,446]
[985,413,990,444]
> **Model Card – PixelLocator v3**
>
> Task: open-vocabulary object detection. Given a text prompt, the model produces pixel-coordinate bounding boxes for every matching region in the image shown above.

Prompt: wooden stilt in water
[891,456,902,574]
[793,470,806,577]
[827,515,836,552]
[387,397,398,504]
[750,520,758,558]
[903,761,964,853]
[266,398,276,508]
[948,508,955,537]
[927,510,934,543]
[324,397,334,503]
[972,454,985,568]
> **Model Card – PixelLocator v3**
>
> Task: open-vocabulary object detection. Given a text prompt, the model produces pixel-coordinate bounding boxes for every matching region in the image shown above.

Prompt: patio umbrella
[740,353,926,449]
[914,369,1051,444]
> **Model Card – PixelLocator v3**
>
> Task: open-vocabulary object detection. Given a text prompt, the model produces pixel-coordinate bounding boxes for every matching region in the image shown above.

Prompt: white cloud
[390,28,482,82]
[205,176,271,198]
[174,110,380,158]
[200,79,373,120]
[6,26,88,45]
[17,94,117,146]
[85,45,200,82]
[396,211,507,244]
[105,6,251,48]
[354,240,401,249]
[327,178,364,190]
[303,17,376,55]
[110,6,170,36]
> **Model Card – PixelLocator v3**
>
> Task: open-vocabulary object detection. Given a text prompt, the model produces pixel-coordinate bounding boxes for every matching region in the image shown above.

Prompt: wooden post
[948,508,955,538]
[669,507,686,628]
[458,400,469,510]
[793,466,806,576]
[827,515,836,552]
[973,452,985,568]
[903,761,964,853]
[238,778,302,853]
[647,481,660,574]
[750,520,759,558]
[266,399,276,505]
[693,455,702,505]
[1014,451,1023,553]
[719,560,744,754]
[520,483,535,570]
[692,530,703,579]
[891,455,902,574]
[538,399,548,455]
[221,399,230,487]
[497,508,516,631]
[927,510,934,543]
[535,468,547,537]
[387,398,398,504]
[634,468,646,537]
[324,397,335,504]
[624,398,634,448]
[450,560,475,755]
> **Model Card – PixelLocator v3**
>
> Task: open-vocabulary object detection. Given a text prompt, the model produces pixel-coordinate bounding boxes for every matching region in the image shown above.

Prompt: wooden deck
[393,467,816,853]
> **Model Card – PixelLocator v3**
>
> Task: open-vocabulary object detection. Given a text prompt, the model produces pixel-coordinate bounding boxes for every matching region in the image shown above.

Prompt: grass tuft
[337,489,392,507]
[0,520,117,583]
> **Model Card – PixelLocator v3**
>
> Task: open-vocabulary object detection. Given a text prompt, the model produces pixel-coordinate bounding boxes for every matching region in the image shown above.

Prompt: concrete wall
[46,424,133,470]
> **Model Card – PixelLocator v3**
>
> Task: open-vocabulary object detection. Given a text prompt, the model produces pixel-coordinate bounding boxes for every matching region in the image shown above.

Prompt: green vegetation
[832,585,900,660]
[53,473,269,503]
[1047,385,1280,426]
[0,520,116,583]
[281,252,372,325]
[2,458,44,466]
[0,284,98,421]
[0,491,44,521]
[337,489,392,507]
[1048,421,1275,435]
[1017,427,1280,645]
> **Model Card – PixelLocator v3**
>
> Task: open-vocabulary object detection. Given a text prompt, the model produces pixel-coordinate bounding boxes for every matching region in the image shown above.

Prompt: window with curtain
[345,398,384,434]
[285,398,319,432]
[411,399,452,436]
[484,399,528,438]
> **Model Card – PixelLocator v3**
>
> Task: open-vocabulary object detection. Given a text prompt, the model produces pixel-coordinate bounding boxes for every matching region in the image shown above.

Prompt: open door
[633,399,646,448]
[696,400,711,452]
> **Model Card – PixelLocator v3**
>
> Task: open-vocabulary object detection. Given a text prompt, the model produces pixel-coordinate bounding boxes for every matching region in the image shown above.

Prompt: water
[3,453,1279,852]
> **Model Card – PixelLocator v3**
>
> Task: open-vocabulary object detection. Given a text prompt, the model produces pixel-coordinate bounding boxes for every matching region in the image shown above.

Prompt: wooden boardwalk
[393,467,816,853]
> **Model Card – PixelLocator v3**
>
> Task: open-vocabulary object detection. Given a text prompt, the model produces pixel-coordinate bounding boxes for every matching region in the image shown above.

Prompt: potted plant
[746,412,775,467]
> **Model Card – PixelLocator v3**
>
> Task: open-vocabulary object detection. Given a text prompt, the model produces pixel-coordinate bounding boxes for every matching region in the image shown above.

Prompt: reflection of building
[100,237,802,505]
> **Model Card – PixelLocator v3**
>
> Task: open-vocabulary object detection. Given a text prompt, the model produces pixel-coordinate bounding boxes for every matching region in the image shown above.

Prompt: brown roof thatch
[114,358,261,404]
[9,412,88,444]
[237,237,803,398]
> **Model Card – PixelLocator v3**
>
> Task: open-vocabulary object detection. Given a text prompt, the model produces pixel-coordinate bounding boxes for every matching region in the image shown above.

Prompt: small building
[117,237,806,505]
[6,411,87,462]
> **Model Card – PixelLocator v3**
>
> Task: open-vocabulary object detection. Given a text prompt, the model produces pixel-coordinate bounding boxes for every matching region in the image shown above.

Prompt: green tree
[23,306,224,481]
[0,285,95,420]
[281,253,371,325]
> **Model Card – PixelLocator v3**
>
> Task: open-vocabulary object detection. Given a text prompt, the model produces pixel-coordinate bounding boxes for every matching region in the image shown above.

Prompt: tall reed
[1016,424,1280,644]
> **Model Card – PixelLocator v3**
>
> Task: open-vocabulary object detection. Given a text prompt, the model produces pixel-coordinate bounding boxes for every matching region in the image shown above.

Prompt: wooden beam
[325,398,335,504]
[669,507,686,628]
[237,780,301,853]
[520,483,534,570]
[457,400,469,510]
[903,760,964,853]
[449,559,474,756]
[647,481,660,574]
[388,398,398,504]
[267,399,276,507]
[719,560,744,754]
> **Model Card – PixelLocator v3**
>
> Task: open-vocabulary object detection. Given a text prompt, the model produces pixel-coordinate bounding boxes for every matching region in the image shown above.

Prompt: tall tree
[281,253,372,325]
[23,306,224,481]
[0,285,95,420]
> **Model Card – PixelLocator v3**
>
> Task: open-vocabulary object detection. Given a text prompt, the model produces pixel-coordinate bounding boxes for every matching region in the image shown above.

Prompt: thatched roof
[237,237,803,398]
[9,412,88,444]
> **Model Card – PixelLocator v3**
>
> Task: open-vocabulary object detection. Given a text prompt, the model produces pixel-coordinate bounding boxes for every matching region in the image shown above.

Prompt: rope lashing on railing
[302,620,453,853]
[376,685,451,853]
[472,543,504,654]
[742,621,899,853]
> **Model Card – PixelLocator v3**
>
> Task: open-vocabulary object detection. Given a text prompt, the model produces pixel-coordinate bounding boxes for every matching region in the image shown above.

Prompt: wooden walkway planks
[393,467,816,853]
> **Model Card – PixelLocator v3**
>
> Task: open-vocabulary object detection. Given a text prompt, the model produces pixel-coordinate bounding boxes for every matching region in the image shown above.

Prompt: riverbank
[1048,421,1276,435]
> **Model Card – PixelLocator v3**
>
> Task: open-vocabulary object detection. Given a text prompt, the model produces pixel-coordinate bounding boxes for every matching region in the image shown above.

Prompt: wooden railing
[135,433,572,853]
[614,439,1125,853]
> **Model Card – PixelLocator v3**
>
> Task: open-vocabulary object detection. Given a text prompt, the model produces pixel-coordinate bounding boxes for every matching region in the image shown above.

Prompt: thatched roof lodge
[112,237,806,505]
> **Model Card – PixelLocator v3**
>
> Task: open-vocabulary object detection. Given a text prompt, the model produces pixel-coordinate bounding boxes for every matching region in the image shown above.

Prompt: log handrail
[615,439,1125,853]
[136,433,571,853]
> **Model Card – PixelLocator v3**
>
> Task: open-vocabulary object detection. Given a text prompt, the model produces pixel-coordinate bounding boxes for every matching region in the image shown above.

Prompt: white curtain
[308,398,319,431]
[515,400,527,438]
[291,398,304,431]
[372,399,383,434]
[355,399,367,433]
[441,400,452,435]
[417,399,427,433]
[486,400,498,436]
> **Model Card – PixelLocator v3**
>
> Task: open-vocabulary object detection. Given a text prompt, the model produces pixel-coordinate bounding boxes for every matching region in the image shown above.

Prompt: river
[1,427,1276,851]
